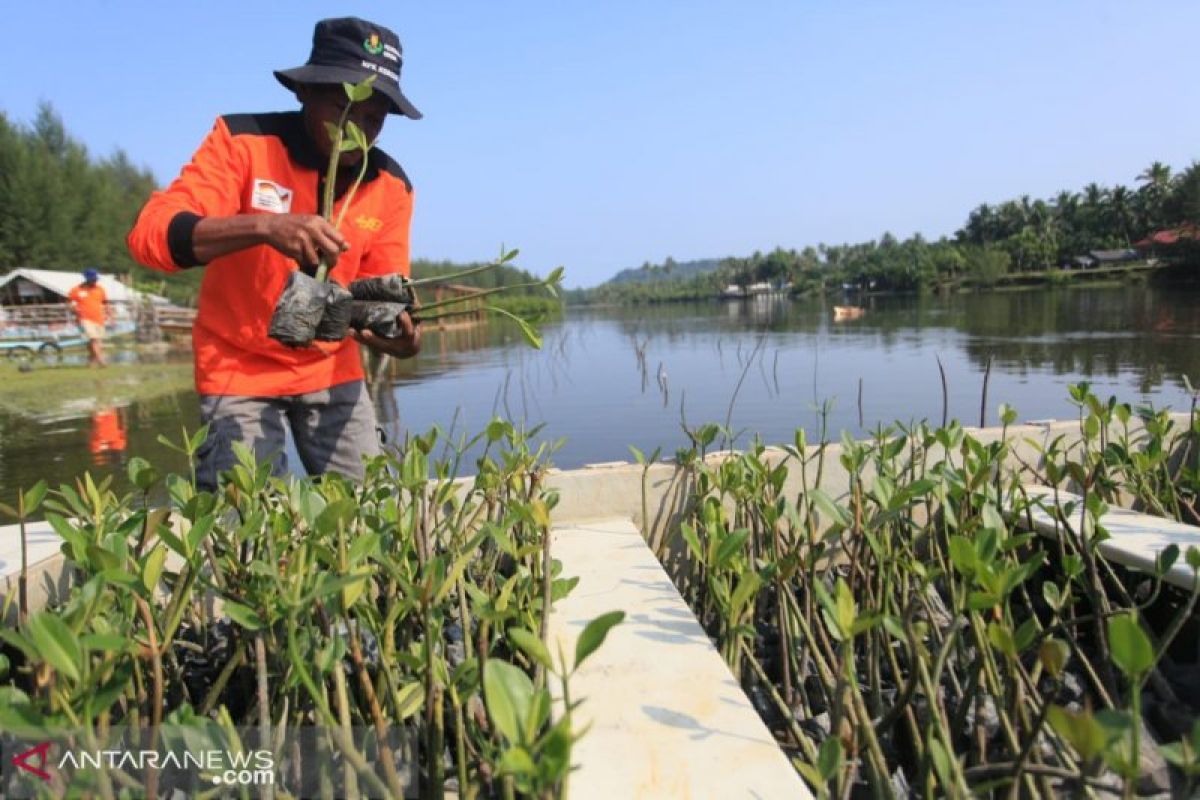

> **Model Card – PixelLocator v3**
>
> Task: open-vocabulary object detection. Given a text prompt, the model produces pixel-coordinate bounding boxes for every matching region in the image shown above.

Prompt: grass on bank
[0,360,193,417]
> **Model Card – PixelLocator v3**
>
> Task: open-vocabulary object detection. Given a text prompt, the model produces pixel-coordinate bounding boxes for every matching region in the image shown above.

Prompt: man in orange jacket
[127,17,422,488]
[67,268,108,368]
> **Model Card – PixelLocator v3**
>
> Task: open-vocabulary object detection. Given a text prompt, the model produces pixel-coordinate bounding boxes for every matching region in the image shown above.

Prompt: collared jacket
[127,111,413,397]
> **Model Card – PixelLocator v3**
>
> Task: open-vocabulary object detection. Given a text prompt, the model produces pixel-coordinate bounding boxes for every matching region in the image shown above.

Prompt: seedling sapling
[269,76,564,349]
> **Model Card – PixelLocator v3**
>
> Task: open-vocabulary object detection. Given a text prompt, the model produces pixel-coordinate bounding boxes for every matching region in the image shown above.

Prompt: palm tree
[1137,161,1172,190]
[1136,162,1173,234]
[1109,185,1135,245]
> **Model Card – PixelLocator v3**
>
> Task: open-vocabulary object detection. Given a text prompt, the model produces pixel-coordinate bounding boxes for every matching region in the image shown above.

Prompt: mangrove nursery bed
[655,385,1200,798]
[0,422,622,799]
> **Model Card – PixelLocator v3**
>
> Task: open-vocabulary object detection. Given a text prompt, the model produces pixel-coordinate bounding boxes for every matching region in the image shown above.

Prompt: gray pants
[196,380,380,489]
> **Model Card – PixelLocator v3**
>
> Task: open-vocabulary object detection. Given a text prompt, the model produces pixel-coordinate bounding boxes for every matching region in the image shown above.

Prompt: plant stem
[416,280,552,313]
[255,634,275,800]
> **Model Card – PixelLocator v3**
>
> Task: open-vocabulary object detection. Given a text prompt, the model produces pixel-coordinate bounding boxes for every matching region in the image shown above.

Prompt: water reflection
[88,406,128,467]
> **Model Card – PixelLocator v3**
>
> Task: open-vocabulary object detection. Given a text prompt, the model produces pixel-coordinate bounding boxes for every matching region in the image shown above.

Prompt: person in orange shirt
[67,268,108,368]
[127,17,422,489]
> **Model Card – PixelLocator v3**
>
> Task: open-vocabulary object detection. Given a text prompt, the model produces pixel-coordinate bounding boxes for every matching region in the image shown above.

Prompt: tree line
[0,103,158,275]
[574,160,1200,305]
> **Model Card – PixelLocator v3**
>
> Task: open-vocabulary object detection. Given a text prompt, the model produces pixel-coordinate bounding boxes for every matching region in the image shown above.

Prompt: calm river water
[3,283,1199,504]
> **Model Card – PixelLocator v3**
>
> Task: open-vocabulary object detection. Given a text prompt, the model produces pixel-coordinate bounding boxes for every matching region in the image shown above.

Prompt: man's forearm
[191,215,271,265]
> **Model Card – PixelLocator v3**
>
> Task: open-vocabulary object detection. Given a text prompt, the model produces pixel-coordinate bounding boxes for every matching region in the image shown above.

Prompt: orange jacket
[68,283,107,324]
[127,112,414,397]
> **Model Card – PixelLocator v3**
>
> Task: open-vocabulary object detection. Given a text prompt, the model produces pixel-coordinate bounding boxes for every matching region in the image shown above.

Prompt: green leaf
[486,304,542,349]
[0,687,45,732]
[980,503,1006,539]
[808,489,849,526]
[141,544,167,594]
[315,499,357,536]
[1047,705,1111,762]
[345,75,376,102]
[498,745,536,776]
[927,736,955,792]
[680,522,704,563]
[817,737,843,780]
[834,579,856,638]
[340,568,372,609]
[1157,544,1180,576]
[21,481,49,514]
[348,531,381,564]
[394,680,425,721]
[340,119,369,152]
[947,536,976,576]
[186,424,209,454]
[508,628,553,672]
[127,457,160,491]
[185,513,216,556]
[224,601,265,631]
[987,622,1016,658]
[1039,638,1070,678]
[1187,546,1200,571]
[714,528,749,569]
[1108,613,1154,677]
[730,571,763,620]
[483,659,533,744]
[81,633,133,653]
[85,543,122,572]
[1042,581,1062,609]
[87,660,134,714]
[967,591,1000,611]
[793,761,823,790]
[26,612,82,682]
[574,610,625,671]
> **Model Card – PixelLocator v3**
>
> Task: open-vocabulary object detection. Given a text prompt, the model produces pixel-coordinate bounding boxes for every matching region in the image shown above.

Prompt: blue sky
[3,1,1198,287]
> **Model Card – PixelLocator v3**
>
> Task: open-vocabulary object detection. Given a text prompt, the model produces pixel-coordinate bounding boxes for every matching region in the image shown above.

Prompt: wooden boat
[832,305,865,321]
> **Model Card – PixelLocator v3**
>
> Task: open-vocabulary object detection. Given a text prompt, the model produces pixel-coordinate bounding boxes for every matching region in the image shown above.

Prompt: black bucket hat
[274,17,422,119]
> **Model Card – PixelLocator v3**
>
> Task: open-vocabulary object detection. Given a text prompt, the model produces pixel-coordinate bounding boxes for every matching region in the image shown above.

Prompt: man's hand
[352,308,422,358]
[192,214,350,267]
[261,214,349,269]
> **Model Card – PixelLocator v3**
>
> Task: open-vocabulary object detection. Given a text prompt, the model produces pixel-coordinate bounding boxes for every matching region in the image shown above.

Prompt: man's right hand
[192,214,350,267]
[260,214,349,270]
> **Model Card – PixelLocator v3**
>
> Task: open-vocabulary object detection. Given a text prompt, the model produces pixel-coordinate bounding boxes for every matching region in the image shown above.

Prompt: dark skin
[191,82,420,358]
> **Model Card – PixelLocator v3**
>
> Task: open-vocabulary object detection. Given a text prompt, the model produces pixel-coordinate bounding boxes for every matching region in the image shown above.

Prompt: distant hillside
[603,257,721,286]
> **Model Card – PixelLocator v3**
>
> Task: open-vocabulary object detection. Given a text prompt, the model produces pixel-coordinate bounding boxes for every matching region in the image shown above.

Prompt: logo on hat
[363,33,384,55]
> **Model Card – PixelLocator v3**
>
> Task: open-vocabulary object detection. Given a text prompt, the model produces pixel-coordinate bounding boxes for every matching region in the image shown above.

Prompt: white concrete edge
[1022,485,1200,591]
[548,516,811,799]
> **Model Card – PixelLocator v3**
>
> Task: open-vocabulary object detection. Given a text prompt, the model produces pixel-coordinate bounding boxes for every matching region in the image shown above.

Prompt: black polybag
[348,275,413,305]
[349,301,408,338]
[314,283,354,342]
[268,272,356,347]
[267,271,328,347]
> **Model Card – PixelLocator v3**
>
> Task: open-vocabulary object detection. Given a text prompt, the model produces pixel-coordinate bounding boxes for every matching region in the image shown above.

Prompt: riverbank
[568,258,1190,307]
[0,360,193,418]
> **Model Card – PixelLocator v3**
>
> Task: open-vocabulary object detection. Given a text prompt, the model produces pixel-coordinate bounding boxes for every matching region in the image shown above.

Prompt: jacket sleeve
[357,184,414,279]
[126,117,247,273]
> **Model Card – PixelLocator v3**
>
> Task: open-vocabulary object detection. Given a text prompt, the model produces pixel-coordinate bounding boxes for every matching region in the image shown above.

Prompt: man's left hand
[352,308,422,358]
